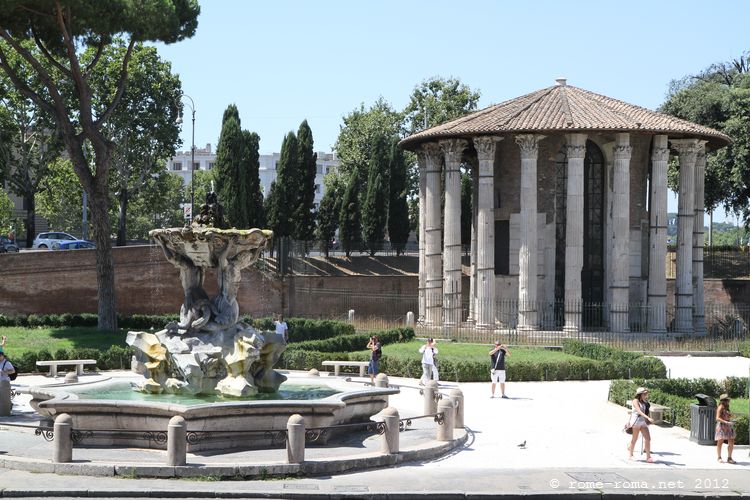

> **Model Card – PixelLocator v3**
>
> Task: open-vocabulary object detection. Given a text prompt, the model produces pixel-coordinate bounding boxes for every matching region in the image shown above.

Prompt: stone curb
[0,430,467,480]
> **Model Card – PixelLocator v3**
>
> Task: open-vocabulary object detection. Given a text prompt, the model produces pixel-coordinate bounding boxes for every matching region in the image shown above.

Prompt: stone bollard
[308,368,320,377]
[53,413,73,463]
[423,380,438,416]
[379,407,400,454]
[348,309,355,322]
[64,372,78,384]
[436,398,455,442]
[375,373,389,388]
[167,415,187,466]
[406,311,415,326]
[450,388,464,429]
[286,414,305,464]
[0,379,11,416]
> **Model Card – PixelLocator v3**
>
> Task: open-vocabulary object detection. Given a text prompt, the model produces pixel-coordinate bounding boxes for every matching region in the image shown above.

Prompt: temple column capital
[514,134,545,158]
[473,136,503,162]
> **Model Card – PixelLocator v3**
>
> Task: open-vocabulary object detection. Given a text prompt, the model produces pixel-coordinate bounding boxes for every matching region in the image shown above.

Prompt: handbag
[623,413,635,434]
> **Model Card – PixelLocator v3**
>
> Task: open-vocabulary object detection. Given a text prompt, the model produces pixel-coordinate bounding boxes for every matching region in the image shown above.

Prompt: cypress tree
[315,176,341,257]
[213,109,244,228]
[387,138,410,255]
[242,130,265,227]
[339,175,361,257]
[266,132,298,238]
[361,136,389,256]
[293,120,317,241]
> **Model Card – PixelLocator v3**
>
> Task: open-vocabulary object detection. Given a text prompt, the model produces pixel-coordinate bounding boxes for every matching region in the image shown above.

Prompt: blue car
[53,240,96,250]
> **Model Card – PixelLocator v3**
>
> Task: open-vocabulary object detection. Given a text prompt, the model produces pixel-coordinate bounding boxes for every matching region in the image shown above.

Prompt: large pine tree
[214,105,245,228]
[387,138,410,255]
[293,120,317,241]
[361,136,389,255]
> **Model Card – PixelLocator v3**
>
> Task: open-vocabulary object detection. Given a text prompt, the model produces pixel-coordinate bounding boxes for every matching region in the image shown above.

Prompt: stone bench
[36,359,97,377]
[321,360,369,377]
[625,401,671,425]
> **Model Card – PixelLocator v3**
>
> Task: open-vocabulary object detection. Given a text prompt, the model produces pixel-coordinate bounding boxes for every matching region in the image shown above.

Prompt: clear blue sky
[154,0,749,222]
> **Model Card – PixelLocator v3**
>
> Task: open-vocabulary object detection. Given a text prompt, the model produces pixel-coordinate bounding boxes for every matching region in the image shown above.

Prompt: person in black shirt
[489,341,510,398]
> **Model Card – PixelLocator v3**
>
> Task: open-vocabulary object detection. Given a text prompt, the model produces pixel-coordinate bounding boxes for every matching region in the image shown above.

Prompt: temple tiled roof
[400,81,730,150]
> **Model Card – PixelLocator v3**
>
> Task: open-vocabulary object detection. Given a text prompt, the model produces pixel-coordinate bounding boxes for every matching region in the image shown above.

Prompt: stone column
[647,135,669,333]
[417,153,427,323]
[564,134,587,333]
[423,143,443,326]
[473,136,502,329]
[610,133,631,332]
[515,134,544,331]
[672,139,700,334]
[468,159,479,323]
[693,141,708,335]
[440,139,468,327]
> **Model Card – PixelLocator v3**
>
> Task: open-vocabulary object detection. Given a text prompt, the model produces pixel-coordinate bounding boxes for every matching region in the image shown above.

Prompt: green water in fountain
[74,381,340,405]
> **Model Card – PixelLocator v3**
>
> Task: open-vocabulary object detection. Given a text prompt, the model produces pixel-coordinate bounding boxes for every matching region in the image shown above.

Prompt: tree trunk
[89,184,118,332]
[116,188,128,247]
[24,192,35,248]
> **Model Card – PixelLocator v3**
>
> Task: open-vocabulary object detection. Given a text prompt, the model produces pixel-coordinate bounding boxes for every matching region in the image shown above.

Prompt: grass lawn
[361,340,588,364]
[730,399,749,416]
[0,326,128,356]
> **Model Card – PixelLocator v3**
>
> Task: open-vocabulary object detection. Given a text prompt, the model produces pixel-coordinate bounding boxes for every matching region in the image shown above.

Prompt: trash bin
[689,393,717,445]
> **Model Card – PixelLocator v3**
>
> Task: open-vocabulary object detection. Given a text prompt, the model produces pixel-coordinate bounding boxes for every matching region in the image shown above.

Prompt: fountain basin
[33,375,399,452]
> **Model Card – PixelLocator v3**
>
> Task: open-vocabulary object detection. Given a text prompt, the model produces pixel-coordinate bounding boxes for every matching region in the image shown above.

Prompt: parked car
[0,236,19,253]
[32,232,78,249]
[53,240,96,250]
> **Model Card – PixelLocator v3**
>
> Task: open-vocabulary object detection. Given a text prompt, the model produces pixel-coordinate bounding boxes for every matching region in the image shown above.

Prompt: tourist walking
[489,341,510,398]
[716,394,736,464]
[274,314,288,343]
[366,335,381,384]
[627,387,654,462]
[418,338,439,385]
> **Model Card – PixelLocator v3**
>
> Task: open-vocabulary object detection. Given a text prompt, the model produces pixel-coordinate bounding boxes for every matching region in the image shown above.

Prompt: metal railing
[288,288,750,351]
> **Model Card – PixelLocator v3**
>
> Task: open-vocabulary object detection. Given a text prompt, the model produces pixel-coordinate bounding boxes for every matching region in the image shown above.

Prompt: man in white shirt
[418,338,439,385]
[274,314,288,343]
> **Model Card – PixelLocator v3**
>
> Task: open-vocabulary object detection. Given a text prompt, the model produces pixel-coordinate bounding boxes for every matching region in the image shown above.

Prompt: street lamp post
[177,94,196,221]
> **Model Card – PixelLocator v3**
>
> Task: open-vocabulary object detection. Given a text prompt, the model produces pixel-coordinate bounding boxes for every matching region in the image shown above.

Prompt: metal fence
[290,288,750,351]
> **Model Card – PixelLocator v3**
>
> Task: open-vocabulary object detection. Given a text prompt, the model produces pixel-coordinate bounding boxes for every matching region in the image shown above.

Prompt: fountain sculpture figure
[127,189,284,398]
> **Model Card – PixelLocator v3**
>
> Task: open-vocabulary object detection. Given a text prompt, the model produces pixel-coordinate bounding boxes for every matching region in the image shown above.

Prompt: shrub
[722,377,749,399]
[99,346,133,370]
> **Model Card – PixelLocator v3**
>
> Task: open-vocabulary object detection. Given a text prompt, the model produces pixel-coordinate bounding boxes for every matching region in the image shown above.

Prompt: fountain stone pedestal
[127,191,284,398]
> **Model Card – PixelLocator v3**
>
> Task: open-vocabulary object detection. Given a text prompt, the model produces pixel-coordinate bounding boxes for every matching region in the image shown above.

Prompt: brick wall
[0,245,283,317]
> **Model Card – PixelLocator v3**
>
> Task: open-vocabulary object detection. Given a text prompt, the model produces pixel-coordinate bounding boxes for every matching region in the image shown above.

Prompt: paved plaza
[0,356,749,498]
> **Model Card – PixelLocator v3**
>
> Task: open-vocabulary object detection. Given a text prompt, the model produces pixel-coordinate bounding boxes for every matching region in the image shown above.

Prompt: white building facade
[166,145,339,208]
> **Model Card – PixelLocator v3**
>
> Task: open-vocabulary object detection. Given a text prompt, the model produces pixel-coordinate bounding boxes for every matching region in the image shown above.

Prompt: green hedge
[561,340,667,380]
[562,340,641,362]
[285,327,414,353]
[8,345,133,373]
[0,314,354,341]
[609,379,748,445]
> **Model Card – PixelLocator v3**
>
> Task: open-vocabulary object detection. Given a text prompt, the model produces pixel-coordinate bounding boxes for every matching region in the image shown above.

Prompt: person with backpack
[366,335,382,385]
[0,345,16,382]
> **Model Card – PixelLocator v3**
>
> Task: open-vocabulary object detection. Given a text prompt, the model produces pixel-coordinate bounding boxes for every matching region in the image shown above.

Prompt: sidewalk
[0,357,748,498]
